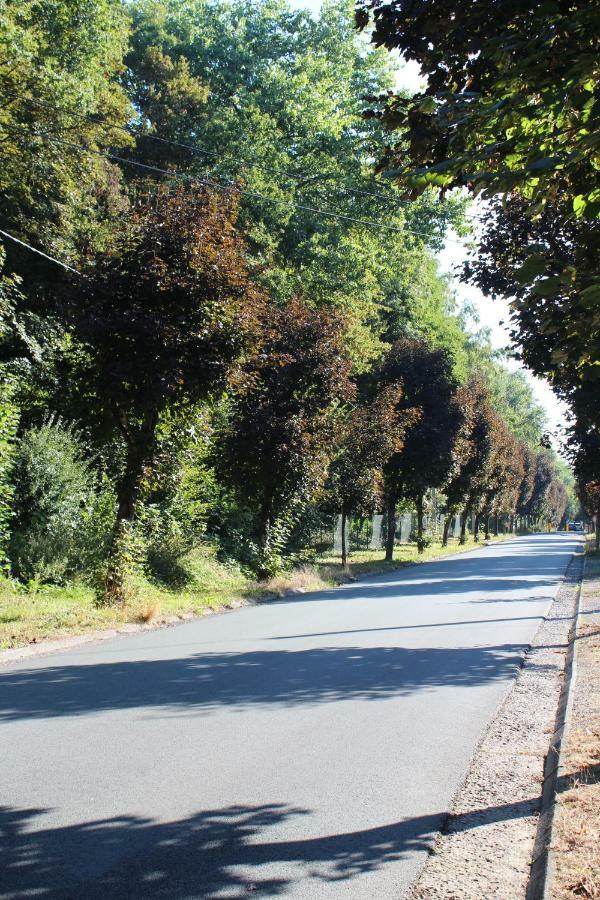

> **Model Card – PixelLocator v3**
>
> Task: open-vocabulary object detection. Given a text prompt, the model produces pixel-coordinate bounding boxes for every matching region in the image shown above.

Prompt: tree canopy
[0,0,577,599]
[358,0,600,476]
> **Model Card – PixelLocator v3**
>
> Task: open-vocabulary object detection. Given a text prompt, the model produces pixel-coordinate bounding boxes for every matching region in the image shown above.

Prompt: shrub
[0,374,19,572]
[9,416,95,583]
[138,503,193,589]
[74,479,117,577]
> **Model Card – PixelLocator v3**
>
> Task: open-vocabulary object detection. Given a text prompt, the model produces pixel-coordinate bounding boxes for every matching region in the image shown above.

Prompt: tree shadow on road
[0,802,440,899]
[0,792,543,899]
[0,641,553,723]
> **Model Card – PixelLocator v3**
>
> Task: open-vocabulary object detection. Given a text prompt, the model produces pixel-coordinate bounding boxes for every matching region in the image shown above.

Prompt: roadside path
[0,533,581,898]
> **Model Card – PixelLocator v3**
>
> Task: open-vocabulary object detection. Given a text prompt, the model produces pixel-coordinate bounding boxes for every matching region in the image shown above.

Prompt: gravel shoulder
[412,545,585,900]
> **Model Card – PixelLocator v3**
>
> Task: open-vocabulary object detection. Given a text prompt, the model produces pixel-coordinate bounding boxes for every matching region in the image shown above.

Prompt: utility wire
[0,227,81,275]
[2,121,469,245]
[18,93,412,210]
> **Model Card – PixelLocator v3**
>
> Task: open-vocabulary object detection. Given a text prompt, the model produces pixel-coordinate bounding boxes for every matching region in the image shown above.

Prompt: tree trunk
[494,514,499,536]
[460,507,469,544]
[103,419,157,605]
[257,491,273,552]
[484,515,490,541]
[474,513,480,542]
[385,491,397,562]
[442,513,452,547]
[341,509,348,568]
[416,493,424,553]
[596,508,600,550]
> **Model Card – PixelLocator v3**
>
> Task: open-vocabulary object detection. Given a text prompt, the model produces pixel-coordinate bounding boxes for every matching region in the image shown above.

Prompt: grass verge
[552,546,600,899]
[0,532,514,651]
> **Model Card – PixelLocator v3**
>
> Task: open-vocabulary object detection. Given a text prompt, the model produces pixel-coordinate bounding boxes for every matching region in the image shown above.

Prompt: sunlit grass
[0,532,515,650]
[316,532,514,581]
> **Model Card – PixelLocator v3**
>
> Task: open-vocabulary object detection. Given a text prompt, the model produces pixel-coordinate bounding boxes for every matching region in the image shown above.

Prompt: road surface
[0,533,581,899]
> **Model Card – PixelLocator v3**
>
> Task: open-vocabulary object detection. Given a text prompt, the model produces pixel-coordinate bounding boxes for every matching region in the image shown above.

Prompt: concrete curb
[526,549,586,900]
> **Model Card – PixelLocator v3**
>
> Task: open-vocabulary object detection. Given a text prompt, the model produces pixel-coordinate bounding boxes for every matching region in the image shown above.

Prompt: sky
[291,0,569,449]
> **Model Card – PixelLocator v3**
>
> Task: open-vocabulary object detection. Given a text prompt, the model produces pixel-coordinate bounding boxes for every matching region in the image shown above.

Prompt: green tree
[570,407,600,546]
[125,0,468,366]
[487,366,546,449]
[358,0,598,219]
[526,451,556,526]
[516,444,537,530]
[358,0,600,435]
[0,0,132,267]
[379,336,461,556]
[465,197,600,431]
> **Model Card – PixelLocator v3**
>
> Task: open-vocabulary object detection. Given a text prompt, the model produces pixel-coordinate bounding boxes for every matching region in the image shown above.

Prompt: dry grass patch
[553,728,600,899]
[136,602,162,624]
[261,563,354,597]
[552,551,600,899]
[263,565,329,597]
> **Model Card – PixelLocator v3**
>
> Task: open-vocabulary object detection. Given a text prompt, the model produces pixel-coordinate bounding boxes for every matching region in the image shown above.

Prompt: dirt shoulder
[551,550,600,899]
[411,547,584,900]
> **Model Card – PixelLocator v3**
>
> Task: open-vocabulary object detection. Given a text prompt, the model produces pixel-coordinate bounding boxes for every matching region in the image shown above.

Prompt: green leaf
[579,284,600,304]
[533,276,562,296]
[526,156,560,172]
[515,254,547,284]
[417,96,436,114]
[573,194,587,217]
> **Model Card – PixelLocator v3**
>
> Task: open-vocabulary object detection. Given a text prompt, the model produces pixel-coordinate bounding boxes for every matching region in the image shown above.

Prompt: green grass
[0,545,264,650]
[0,532,515,651]
[314,532,513,581]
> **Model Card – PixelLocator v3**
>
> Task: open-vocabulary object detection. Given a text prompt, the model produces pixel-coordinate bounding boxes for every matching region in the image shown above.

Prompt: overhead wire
[0,227,81,275]
[1,120,470,245]
[17,93,413,211]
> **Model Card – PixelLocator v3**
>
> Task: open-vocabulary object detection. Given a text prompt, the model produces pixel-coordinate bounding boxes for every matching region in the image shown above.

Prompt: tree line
[356,0,599,539]
[0,0,576,603]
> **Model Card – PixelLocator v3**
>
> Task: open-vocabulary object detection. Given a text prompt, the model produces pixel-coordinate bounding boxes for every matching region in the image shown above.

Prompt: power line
[0,227,81,275]
[2,121,470,245]
[18,93,412,211]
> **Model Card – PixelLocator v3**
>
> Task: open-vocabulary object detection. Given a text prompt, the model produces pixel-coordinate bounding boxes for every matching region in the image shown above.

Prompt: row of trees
[357,0,599,532]
[0,0,576,602]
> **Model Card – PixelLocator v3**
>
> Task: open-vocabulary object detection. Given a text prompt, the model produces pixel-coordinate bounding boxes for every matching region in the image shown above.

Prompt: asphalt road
[0,533,581,899]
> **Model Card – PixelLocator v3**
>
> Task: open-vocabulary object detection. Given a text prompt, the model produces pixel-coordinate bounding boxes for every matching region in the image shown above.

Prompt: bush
[74,480,117,577]
[9,416,96,583]
[138,503,193,589]
[0,374,19,571]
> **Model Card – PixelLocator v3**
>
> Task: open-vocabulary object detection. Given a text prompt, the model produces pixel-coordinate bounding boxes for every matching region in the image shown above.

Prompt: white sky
[292,0,569,450]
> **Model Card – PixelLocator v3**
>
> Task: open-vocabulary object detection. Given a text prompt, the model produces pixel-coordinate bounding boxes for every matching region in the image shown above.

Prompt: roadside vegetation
[0,0,588,651]
[0,532,512,650]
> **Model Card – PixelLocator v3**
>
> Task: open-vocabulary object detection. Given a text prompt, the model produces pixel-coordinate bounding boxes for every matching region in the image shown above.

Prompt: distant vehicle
[566,521,584,532]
